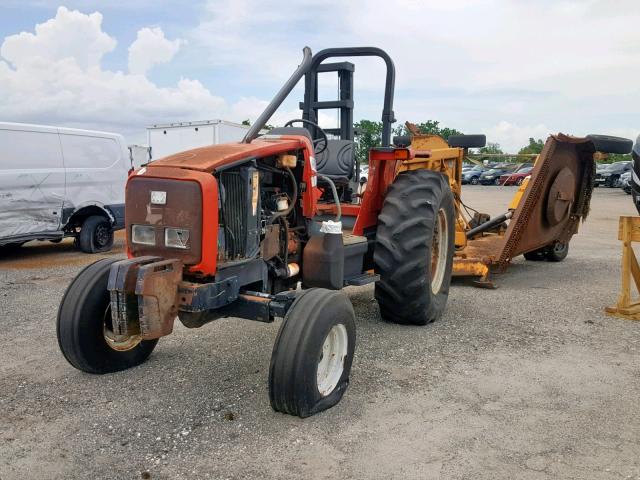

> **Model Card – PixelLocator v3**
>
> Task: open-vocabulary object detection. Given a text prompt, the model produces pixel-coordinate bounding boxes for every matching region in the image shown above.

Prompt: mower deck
[452,134,597,286]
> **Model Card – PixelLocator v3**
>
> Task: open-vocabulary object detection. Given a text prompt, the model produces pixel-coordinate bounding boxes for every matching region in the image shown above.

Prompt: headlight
[165,227,190,249]
[131,224,156,245]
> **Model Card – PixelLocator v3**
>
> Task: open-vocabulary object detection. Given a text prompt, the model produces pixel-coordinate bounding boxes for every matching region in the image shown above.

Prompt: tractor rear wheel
[374,170,455,325]
[269,289,356,418]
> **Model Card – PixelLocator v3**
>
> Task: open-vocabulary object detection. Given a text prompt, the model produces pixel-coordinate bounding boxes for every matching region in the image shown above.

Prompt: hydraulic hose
[317,174,341,222]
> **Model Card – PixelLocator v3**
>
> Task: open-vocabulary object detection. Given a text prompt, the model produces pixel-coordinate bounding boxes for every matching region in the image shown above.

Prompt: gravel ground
[1,186,639,480]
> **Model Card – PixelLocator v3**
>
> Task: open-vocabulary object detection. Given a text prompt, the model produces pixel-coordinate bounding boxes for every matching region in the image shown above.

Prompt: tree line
[242,118,630,164]
[353,119,551,164]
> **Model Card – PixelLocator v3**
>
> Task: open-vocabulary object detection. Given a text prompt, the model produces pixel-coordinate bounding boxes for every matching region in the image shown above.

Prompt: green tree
[518,138,545,155]
[242,119,251,126]
[475,142,504,162]
[394,120,463,141]
[480,142,503,155]
[354,119,464,164]
[605,153,632,163]
[354,120,383,164]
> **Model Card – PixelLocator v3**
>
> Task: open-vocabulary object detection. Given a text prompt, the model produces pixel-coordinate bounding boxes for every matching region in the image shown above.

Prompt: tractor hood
[148,138,305,173]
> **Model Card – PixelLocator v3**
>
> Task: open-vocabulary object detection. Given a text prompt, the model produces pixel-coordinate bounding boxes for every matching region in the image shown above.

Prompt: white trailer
[147,120,254,160]
[128,144,151,169]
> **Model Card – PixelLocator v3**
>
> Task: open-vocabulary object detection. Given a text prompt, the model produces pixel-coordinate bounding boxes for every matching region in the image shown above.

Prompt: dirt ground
[1,187,639,480]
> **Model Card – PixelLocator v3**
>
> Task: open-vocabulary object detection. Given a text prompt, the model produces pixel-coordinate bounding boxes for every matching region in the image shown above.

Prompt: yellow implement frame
[605,216,640,321]
[399,124,532,286]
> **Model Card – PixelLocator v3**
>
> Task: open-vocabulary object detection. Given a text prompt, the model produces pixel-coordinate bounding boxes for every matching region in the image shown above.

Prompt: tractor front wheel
[57,258,158,374]
[374,170,455,325]
[269,289,356,418]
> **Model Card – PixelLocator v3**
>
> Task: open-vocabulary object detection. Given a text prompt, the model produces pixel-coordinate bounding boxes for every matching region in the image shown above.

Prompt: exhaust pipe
[242,47,313,144]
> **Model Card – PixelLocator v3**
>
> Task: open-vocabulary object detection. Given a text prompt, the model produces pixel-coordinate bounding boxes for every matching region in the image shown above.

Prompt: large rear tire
[587,135,633,155]
[57,258,158,374]
[269,289,356,418]
[374,170,455,325]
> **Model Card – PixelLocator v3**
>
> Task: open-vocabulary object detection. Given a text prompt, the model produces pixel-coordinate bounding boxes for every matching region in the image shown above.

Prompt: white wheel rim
[431,208,448,294]
[316,324,349,397]
[102,305,141,352]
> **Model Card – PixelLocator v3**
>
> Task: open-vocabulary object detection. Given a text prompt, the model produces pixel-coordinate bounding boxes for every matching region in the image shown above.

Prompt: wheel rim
[94,223,110,247]
[316,324,348,397]
[553,242,566,254]
[430,208,448,294]
[102,305,142,352]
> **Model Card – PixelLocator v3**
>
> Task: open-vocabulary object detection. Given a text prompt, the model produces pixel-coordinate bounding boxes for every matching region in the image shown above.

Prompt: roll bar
[242,46,396,146]
[304,47,396,147]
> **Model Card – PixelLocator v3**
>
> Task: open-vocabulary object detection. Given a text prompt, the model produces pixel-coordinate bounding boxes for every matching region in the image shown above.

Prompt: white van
[0,122,130,253]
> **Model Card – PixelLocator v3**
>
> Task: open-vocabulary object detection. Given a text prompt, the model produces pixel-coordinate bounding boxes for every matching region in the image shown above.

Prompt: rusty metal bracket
[107,256,161,336]
[178,277,240,312]
[135,259,183,339]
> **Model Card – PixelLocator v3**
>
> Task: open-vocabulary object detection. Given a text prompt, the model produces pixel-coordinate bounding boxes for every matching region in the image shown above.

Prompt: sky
[0,0,639,151]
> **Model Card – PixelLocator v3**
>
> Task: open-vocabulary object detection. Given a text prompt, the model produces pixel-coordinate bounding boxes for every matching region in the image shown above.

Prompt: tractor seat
[315,139,355,184]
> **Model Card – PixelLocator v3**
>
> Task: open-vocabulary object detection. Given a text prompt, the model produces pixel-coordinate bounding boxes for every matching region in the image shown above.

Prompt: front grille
[219,171,248,259]
[126,176,202,265]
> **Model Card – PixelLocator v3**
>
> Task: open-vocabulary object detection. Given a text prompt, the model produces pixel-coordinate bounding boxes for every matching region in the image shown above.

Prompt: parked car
[479,166,514,185]
[499,166,534,186]
[0,122,129,252]
[632,135,640,214]
[594,161,632,187]
[462,165,485,185]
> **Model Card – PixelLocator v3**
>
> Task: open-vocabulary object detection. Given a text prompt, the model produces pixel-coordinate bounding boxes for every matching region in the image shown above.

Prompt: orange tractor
[57,47,631,417]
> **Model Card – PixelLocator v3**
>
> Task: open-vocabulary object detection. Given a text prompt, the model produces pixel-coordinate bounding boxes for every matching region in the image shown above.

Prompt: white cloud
[128,27,183,75]
[1,6,115,70]
[191,0,640,151]
[0,7,277,143]
[2,2,640,152]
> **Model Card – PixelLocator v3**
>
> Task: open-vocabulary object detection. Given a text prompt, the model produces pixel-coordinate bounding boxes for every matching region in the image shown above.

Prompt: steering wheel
[284,118,328,155]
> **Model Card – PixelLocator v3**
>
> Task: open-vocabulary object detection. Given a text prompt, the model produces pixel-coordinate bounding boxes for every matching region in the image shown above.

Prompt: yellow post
[605,216,640,320]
